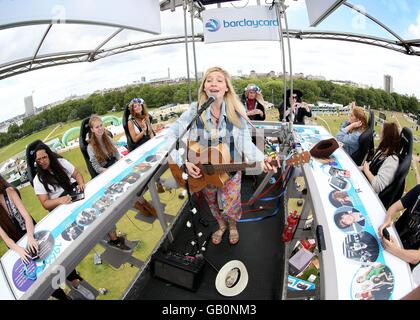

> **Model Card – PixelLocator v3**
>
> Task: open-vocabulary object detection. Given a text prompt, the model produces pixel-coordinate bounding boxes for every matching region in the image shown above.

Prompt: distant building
[24,96,35,117]
[306,75,326,81]
[384,74,393,93]
[331,79,357,87]
[312,101,346,114]
[249,70,278,78]
[149,77,171,85]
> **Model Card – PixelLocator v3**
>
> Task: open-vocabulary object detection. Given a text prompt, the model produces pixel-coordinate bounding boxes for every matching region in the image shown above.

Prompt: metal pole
[282,0,294,111]
[274,2,288,122]
[183,0,192,103]
[189,0,199,85]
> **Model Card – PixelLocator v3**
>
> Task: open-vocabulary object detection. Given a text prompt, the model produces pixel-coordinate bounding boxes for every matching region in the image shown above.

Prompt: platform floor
[124,173,286,300]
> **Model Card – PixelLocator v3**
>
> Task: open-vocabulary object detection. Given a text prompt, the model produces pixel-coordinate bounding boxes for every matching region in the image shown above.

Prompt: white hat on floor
[215,260,248,297]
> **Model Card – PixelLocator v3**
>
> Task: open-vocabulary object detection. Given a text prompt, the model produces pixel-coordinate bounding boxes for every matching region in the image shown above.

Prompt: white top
[33,158,76,199]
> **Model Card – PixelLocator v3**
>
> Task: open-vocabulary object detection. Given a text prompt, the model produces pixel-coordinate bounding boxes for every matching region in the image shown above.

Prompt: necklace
[210,109,219,119]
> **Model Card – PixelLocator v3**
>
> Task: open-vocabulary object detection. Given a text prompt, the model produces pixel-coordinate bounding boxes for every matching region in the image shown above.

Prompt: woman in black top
[0,174,76,300]
[241,84,266,121]
[126,98,159,216]
[278,89,312,124]
[0,175,37,263]
[127,97,155,149]
[379,184,420,268]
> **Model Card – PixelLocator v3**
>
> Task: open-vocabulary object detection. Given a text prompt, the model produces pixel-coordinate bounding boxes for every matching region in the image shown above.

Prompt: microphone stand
[161,98,215,255]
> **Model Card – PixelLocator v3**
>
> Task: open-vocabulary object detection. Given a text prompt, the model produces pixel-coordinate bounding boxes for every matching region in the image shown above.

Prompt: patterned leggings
[202,171,242,222]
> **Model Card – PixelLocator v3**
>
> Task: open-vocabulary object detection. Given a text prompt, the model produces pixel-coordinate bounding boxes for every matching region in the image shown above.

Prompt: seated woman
[127,98,156,149]
[362,122,400,193]
[126,99,160,215]
[336,105,368,156]
[240,84,266,121]
[33,141,128,252]
[0,174,91,300]
[85,115,131,249]
[87,115,121,174]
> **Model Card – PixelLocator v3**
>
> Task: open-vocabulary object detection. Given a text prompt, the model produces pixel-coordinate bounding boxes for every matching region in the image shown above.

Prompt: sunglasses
[130,98,144,104]
[247,85,261,93]
[35,155,48,162]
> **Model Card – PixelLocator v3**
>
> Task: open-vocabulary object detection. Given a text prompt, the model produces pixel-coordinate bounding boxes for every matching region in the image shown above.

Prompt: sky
[1,0,420,123]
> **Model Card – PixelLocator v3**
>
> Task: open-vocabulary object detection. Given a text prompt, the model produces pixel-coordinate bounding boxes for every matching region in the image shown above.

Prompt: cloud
[408,10,420,38]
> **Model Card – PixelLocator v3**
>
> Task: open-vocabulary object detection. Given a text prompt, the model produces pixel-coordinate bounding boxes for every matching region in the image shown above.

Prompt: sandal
[229,227,239,245]
[211,226,227,245]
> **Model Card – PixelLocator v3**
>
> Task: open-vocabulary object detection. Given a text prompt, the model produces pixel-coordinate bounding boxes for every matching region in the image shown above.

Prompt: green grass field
[0,111,124,163]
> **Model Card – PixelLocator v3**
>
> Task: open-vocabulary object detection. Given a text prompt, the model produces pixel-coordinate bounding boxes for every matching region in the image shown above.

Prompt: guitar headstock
[286,151,311,167]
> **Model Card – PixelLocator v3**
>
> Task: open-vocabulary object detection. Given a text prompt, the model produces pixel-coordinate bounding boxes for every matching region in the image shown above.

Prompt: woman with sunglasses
[126,99,160,217]
[166,66,276,245]
[33,142,85,211]
[127,97,156,149]
[241,84,267,121]
[31,142,95,299]
[278,89,311,124]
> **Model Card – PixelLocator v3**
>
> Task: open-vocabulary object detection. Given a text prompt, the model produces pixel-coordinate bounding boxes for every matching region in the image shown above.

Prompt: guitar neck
[202,161,277,174]
[199,151,310,174]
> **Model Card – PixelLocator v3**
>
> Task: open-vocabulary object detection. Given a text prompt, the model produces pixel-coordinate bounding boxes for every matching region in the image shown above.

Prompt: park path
[43,124,61,142]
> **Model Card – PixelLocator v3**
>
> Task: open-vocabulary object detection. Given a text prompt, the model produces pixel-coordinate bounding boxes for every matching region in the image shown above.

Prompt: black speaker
[152,252,205,292]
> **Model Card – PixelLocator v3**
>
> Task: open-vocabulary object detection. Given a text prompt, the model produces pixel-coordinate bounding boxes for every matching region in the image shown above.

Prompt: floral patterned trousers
[202,171,242,222]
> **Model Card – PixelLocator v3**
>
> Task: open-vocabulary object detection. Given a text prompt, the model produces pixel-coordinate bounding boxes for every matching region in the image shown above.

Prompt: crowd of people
[0,66,418,300]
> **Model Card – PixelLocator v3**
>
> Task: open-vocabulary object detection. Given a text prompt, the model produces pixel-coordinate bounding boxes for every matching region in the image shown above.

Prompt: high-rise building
[24,95,35,117]
[384,75,393,93]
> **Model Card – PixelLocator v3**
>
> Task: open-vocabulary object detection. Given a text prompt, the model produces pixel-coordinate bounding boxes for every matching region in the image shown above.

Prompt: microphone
[197,95,216,116]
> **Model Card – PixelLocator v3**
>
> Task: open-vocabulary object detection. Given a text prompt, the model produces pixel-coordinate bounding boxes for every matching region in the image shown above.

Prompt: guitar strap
[195,115,242,163]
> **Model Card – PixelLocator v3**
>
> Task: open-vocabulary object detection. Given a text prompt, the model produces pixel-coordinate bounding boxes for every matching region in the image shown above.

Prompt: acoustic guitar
[169,141,310,192]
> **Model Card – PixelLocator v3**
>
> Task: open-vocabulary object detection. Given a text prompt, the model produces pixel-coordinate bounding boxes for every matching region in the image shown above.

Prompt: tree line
[0,77,418,148]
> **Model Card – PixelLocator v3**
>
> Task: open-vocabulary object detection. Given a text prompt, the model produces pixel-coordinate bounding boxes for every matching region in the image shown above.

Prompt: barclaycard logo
[205,17,279,32]
[205,18,221,32]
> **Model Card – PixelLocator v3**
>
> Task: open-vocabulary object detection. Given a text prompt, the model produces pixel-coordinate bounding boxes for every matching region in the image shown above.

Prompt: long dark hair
[376,122,400,156]
[128,98,150,120]
[0,174,24,241]
[34,142,73,194]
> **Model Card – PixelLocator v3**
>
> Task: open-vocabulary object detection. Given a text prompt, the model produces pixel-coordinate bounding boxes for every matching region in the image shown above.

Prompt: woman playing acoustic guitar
[166,66,275,245]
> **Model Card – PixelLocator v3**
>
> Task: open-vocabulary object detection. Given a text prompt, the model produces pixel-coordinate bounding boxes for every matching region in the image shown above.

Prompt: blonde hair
[350,106,368,133]
[88,115,117,163]
[198,66,244,129]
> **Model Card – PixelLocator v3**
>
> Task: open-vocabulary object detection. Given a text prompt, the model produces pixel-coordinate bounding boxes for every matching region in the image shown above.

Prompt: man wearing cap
[241,84,267,121]
[278,89,312,125]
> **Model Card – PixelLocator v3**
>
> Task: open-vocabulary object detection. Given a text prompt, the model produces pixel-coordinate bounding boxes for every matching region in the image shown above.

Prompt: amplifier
[152,252,205,292]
